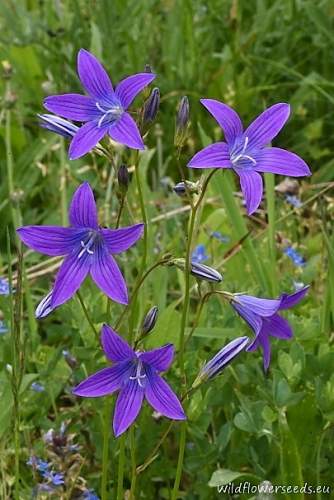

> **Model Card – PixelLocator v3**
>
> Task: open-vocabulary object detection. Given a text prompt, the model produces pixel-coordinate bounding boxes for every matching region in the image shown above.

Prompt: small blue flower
[31,382,45,393]
[0,321,8,335]
[285,195,302,208]
[284,247,305,267]
[210,231,230,243]
[82,489,100,500]
[27,456,50,472]
[42,470,65,486]
[0,278,11,295]
[191,244,208,264]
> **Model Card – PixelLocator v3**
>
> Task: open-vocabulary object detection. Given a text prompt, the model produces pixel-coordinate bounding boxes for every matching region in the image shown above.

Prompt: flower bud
[192,336,249,388]
[174,96,190,148]
[190,262,223,283]
[173,180,199,197]
[143,87,160,124]
[62,350,78,369]
[141,306,158,335]
[38,114,78,139]
[117,164,130,193]
[35,291,54,319]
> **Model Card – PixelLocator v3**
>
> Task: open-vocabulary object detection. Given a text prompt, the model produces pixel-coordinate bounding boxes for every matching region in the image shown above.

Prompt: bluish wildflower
[81,489,100,500]
[42,470,65,486]
[285,194,302,208]
[230,287,309,370]
[0,278,11,295]
[0,321,8,334]
[210,231,230,243]
[73,325,185,436]
[284,246,306,266]
[191,244,208,263]
[141,306,158,335]
[190,262,223,283]
[31,382,45,393]
[17,182,144,310]
[27,456,50,473]
[38,114,79,138]
[44,49,155,159]
[192,336,249,387]
[188,101,311,214]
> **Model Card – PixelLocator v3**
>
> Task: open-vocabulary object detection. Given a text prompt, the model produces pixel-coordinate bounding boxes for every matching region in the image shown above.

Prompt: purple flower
[31,382,45,393]
[191,244,208,263]
[285,194,302,208]
[42,470,65,486]
[232,287,309,370]
[210,231,230,243]
[192,336,249,387]
[43,49,155,159]
[188,101,311,214]
[73,324,186,436]
[0,278,11,295]
[17,182,143,309]
[27,456,50,473]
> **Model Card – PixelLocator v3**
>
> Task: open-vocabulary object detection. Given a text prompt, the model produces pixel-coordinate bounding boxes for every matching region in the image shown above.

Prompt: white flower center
[230,136,257,167]
[78,232,98,258]
[129,359,146,387]
[96,102,123,127]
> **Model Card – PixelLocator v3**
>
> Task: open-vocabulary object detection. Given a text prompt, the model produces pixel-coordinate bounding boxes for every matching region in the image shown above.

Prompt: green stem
[116,434,126,500]
[101,397,112,500]
[172,423,186,500]
[76,291,99,340]
[134,154,148,276]
[129,426,137,499]
[60,138,67,226]
[264,173,277,294]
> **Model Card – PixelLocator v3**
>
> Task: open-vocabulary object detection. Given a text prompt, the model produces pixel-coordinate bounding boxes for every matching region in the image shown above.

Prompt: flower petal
[77,49,114,100]
[237,169,263,215]
[69,121,108,160]
[139,344,174,372]
[51,251,90,308]
[245,103,290,149]
[248,332,271,371]
[254,147,311,177]
[279,286,309,310]
[113,380,144,436]
[90,247,128,304]
[115,73,156,110]
[101,324,135,362]
[187,142,232,169]
[200,99,243,144]
[44,94,98,121]
[101,224,144,254]
[264,314,293,339]
[17,226,83,256]
[109,112,144,150]
[73,363,131,397]
[69,182,99,229]
[145,367,186,420]
[231,302,263,335]
[236,295,281,316]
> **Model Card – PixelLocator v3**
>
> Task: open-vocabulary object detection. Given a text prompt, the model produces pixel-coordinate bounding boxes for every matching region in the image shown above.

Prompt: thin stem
[172,423,186,500]
[115,196,125,229]
[264,173,277,294]
[116,434,126,500]
[60,138,67,226]
[134,153,148,276]
[101,397,112,500]
[129,426,137,499]
[76,290,99,340]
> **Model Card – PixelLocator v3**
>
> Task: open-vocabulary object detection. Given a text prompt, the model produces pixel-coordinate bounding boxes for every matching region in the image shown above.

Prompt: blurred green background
[0,1,333,498]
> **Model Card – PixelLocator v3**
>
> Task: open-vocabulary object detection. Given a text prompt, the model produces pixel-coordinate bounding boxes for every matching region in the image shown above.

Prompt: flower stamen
[96,102,123,128]
[231,136,257,166]
[78,233,97,258]
[129,360,146,387]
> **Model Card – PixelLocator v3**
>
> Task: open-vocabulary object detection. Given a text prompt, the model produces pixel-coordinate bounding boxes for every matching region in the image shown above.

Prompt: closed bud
[190,262,223,283]
[62,350,78,369]
[143,87,160,124]
[173,180,199,197]
[141,306,159,335]
[38,114,78,139]
[174,96,190,148]
[192,336,249,388]
[117,164,130,192]
[35,291,54,319]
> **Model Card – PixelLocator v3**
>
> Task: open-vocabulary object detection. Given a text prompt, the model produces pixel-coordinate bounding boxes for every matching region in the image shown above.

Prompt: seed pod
[141,306,159,335]
[117,164,130,192]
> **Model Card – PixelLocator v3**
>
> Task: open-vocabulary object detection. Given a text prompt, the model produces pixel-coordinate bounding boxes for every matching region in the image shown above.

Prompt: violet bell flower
[43,49,156,159]
[17,182,143,310]
[188,101,311,214]
[73,325,186,436]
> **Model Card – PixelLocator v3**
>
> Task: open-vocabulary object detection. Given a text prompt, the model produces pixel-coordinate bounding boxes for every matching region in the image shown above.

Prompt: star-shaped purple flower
[231,286,309,370]
[17,182,143,309]
[188,100,311,214]
[43,49,156,159]
[73,325,186,436]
